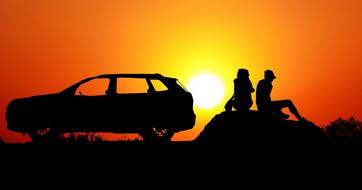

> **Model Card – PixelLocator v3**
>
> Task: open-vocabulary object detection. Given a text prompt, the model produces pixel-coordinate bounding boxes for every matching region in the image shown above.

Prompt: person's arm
[249,80,255,93]
[233,79,239,95]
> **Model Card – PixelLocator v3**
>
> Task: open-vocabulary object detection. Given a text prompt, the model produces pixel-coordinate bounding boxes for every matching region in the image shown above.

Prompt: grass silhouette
[62,133,103,143]
[32,132,105,144]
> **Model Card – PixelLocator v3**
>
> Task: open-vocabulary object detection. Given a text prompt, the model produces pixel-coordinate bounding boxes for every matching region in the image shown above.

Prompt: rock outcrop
[195,111,328,145]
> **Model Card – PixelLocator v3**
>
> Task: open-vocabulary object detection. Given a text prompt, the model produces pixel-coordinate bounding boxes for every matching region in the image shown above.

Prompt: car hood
[8,93,59,106]
[5,94,57,132]
[6,94,59,120]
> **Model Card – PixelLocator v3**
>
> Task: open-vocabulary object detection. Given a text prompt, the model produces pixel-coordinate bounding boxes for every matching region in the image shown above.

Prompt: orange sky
[1,0,362,143]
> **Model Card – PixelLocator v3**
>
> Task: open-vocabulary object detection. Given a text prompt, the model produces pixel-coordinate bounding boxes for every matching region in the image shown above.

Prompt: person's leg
[271,100,303,121]
[245,98,253,110]
[257,103,274,119]
[233,98,252,112]
[274,109,289,119]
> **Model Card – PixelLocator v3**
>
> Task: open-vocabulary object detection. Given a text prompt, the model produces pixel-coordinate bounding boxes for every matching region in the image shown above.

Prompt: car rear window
[150,79,168,92]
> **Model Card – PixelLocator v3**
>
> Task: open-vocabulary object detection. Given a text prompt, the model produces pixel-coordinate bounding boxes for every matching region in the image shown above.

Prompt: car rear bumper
[174,112,196,132]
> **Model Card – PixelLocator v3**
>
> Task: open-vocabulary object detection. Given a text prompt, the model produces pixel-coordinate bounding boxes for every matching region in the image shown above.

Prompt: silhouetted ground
[195,111,328,145]
[2,115,362,146]
[3,116,362,182]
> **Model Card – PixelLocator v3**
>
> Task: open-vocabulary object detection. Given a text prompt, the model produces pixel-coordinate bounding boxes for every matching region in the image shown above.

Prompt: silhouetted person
[233,69,255,111]
[256,70,304,121]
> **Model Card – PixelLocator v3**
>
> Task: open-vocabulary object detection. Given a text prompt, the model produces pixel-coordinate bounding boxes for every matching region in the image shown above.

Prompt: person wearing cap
[256,70,304,121]
[232,68,255,111]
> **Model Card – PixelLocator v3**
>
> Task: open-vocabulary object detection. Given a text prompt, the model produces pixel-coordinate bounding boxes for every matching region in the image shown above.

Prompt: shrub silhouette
[325,117,362,144]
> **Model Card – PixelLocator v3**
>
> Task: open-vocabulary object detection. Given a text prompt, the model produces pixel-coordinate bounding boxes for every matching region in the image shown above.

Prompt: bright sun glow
[187,74,225,109]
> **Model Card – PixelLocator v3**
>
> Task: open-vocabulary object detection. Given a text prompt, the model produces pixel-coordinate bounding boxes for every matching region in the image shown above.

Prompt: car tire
[28,127,60,142]
[139,126,174,142]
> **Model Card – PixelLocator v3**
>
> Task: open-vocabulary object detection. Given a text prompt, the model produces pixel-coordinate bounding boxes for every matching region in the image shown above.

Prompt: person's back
[256,78,272,112]
[234,78,253,100]
[233,69,254,111]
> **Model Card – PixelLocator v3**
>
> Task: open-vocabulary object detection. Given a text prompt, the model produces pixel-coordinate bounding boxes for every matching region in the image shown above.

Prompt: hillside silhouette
[195,110,328,145]
[194,69,328,145]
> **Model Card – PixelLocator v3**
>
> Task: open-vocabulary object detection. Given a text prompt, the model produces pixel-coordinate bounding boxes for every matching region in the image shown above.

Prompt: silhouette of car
[6,74,196,142]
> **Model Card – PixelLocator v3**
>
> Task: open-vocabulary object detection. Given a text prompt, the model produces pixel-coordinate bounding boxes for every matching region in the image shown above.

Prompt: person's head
[237,68,249,78]
[264,70,276,81]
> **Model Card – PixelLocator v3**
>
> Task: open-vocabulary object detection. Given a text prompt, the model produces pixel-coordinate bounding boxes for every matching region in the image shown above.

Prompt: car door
[61,78,112,131]
[110,77,153,131]
[148,79,172,118]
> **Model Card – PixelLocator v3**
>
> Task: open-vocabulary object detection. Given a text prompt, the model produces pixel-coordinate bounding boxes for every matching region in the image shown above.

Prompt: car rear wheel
[152,127,174,141]
[139,126,174,142]
[28,127,60,142]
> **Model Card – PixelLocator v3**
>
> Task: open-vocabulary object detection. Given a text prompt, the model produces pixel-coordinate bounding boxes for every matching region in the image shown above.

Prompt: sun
[187,74,225,109]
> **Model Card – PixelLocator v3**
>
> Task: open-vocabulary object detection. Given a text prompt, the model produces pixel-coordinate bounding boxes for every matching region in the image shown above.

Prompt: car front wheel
[28,127,60,142]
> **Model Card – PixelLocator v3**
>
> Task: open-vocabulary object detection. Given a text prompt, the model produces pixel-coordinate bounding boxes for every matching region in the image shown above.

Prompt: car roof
[60,73,179,94]
[94,73,176,80]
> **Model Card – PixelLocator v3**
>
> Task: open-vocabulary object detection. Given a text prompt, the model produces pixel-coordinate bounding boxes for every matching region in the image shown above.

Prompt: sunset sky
[1,0,362,143]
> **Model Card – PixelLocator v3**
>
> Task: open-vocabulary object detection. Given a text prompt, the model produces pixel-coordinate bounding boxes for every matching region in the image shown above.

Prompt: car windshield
[177,80,188,92]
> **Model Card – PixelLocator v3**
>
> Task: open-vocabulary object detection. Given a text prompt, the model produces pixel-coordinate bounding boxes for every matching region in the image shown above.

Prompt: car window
[77,78,109,96]
[117,78,149,94]
[150,79,168,92]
